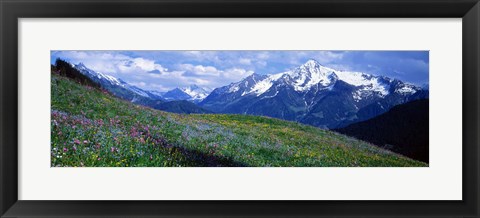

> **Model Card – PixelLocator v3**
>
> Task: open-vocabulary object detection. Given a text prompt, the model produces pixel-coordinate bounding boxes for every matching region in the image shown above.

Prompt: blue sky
[51,51,429,92]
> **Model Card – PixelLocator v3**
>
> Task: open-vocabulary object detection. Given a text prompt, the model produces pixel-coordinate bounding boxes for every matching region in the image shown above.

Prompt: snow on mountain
[230,60,338,97]
[221,59,392,100]
[73,62,211,103]
[159,85,211,102]
[149,90,166,97]
[162,88,192,101]
[243,72,283,96]
[394,83,418,95]
[74,63,122,86]
[181,85,210,101]
[127,85,150,98]
[286,59,338,91]
[228,85,240,93]
[73,63,163,101]
[335,71,391,101]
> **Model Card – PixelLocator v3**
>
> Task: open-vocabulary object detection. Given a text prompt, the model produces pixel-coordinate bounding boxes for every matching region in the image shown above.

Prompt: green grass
[51,74,427,167]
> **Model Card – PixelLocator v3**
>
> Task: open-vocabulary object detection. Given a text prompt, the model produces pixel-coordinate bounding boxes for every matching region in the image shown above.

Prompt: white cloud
[256,52,270,60]
[313,54,342,64]
[182,51,221,63]
[129,81,147,88]
[175,64,254,90]
[179,64,221,76]
[116,58,168,74]
[256,61,267,67]
[222,68,254,80]
[239,58,252,65]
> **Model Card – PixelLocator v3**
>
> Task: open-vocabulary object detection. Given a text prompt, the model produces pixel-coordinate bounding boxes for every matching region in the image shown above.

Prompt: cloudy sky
[51,51,429,92]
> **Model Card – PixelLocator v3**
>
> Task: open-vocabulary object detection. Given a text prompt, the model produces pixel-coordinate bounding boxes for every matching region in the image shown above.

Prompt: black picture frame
[1,0,479,217]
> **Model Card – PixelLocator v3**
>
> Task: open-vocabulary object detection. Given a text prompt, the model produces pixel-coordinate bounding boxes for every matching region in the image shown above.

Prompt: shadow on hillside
[138,127,247,167]
[166,144,247,167]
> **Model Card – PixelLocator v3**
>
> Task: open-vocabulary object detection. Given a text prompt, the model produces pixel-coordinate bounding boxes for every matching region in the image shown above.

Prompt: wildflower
[72,145,77,152]
[150,155,153,160]
[63,147,68,152]
[83,140,88,144]
[139,137,145,144]
[97,157,101,161]
[96,119,104,126]
[111,147,116,153]
[74,139,80,145]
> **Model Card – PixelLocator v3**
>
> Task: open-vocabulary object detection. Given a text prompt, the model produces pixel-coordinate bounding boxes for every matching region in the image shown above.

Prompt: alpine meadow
[50,51,429,167]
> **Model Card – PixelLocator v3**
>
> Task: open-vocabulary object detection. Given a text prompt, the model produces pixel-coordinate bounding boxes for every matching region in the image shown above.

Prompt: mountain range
[159,85,210,103]
[67,59,427,129]
[55,60,208,114]
[74,62,211,103]
[200,59,428,129]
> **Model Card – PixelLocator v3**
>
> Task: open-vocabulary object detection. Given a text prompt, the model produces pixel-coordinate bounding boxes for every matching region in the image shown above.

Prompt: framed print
[1,0,479,217]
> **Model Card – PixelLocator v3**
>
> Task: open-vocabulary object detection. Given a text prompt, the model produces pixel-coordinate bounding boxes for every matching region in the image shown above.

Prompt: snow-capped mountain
[71,62,211,114]
[200,59,428,129]
[73,63,164,101]
[73,63,122,86]
[181,85,211,102]
[160,85,211,103]
[161,88,191,101]
[73,62,168,109]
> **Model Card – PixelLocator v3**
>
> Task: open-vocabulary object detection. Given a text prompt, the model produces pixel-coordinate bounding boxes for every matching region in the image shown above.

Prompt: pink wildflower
[63,147,68,152]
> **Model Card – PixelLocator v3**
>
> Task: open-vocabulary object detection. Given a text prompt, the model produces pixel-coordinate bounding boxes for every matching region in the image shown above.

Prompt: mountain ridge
[335,99,429,162]
[200,59,428,129]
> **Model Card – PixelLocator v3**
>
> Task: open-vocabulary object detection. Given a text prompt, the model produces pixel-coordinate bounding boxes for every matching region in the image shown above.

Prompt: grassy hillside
[51,73,427,167]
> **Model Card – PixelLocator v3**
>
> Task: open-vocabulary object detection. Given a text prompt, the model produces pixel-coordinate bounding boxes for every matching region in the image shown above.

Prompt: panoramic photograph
[50,50,429,167]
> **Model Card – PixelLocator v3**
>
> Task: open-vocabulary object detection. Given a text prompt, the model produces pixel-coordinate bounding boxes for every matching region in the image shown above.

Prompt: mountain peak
[287,59,337,91]
[243,73,263,80]
[296,59,331,74]
[177,85,211,102]
[303,59,321,67]
[189,84,200,89]
[76,62,87,68]
[298,59,328,71]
